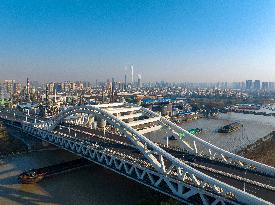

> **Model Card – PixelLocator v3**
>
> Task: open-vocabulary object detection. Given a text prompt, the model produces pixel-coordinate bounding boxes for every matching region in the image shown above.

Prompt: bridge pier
[42,140,50,147]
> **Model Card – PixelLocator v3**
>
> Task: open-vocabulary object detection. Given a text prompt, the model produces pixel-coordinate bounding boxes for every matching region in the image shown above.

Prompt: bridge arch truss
[22,103,274,205]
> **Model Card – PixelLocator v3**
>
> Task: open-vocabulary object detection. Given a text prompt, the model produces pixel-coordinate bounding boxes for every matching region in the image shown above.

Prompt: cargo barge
[18,158,90,184]
[218,122,242,133]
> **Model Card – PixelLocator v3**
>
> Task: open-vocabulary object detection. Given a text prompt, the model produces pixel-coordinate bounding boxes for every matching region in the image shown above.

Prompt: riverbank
[237,131,275,167]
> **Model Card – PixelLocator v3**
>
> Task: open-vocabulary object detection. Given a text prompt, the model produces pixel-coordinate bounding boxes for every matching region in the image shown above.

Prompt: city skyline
[2,77,275,85]
[1,1,275,82]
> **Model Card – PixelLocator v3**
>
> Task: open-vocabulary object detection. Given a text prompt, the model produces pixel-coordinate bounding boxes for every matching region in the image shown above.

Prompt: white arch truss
[23,103,274,205]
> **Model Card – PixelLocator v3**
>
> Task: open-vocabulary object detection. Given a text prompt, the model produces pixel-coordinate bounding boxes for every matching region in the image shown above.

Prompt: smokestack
[137,74,141,88]
[131,65,134,84]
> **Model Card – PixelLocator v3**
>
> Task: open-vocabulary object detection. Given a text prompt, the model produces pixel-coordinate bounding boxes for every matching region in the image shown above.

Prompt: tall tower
[45,84,49,106]
[111,78,115,102]
[131,65,134,84]
[44,83,49,117]
[137,74,142,88]
[124,74,127,90]
[26,77,30,102]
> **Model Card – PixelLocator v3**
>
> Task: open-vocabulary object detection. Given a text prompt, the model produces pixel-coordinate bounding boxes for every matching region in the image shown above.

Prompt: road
[55,123,275,204]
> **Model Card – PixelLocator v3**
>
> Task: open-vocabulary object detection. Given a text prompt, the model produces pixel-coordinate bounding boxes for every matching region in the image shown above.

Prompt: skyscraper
[269,82,275,90]
[124,74,127,90]
[262,82,269,90]
[254,80,261,90]
[4,80,15,96]
[137,74,142,88]
[246,80,253,90]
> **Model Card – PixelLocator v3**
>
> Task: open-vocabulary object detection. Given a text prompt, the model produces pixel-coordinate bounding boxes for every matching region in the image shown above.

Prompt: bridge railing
[139,105,275,177]
[26,104,272,204]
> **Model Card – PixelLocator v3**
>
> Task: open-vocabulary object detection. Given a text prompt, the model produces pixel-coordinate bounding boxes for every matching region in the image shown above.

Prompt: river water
[0,149,160,205]
[180,113,275,153]
[145,112,275,153]
[0,113,274,205]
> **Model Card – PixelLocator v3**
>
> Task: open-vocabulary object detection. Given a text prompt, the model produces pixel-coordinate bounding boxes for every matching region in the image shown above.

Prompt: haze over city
[1,0,275,82]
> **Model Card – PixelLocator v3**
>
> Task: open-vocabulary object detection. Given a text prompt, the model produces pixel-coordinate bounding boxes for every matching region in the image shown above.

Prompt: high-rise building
[246,80,253,90]
[111,78,115,102]
[54,83,63,93]
[254,80,261,90]
[13,82,22,94]
[62,82,71,92]
[4,80,15,95]
[48,82,55,94]
[70,82,76,91]
[83,81,90,88]
[137,74,142,88]
[131,65,134,84]
[24,78,31,102]
[124,74,127,90]
[232,82,241,89]
[268,82,275,90]
[76,81,84,90]
[262,82,269,90]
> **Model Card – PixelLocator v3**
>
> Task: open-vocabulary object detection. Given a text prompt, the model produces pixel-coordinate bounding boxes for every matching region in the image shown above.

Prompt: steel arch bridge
[21,103,275,205]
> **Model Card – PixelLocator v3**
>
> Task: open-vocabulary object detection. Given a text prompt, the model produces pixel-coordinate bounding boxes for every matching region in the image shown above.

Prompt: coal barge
[18,158,90,184]
[218,122,242,133]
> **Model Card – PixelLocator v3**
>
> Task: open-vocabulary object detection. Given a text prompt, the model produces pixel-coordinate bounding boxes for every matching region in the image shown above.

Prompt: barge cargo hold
[18,158,90,184]
[218,122,242,133]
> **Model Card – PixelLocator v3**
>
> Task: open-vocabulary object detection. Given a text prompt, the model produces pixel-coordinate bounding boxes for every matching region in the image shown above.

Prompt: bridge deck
[55,123,275,204]
[1,108,275,204]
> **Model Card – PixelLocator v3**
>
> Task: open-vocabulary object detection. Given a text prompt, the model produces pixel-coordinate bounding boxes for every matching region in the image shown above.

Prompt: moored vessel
[18,158,90,184]
[218,122,242,133]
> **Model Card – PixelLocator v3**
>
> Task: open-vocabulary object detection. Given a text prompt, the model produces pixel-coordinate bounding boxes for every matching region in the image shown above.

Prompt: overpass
[0,103,274,205]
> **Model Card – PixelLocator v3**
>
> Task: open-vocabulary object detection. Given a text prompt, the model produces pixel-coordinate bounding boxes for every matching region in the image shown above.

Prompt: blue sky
[0,0,275,82]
